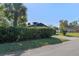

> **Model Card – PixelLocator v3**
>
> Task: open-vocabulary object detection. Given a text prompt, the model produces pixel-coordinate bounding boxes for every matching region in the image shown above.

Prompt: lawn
[57,32,79,37]
[66,32,79,37]
[0,37,67,54]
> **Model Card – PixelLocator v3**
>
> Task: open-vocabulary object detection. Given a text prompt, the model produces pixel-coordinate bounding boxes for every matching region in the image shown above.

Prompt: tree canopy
[0,3,27,27]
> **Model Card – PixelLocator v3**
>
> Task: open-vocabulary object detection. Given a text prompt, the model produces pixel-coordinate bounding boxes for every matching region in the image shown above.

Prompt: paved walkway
[1,36,79,56]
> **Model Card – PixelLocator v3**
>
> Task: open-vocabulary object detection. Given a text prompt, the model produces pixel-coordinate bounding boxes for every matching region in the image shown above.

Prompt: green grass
[57,32,79,37]
[0,37,65,54]
[66,33,79,37]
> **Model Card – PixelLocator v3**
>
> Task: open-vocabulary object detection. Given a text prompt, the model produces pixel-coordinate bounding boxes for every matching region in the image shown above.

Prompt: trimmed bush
[0,27,56,43]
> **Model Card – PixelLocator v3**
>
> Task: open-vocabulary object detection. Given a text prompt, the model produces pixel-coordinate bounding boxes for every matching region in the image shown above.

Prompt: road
[1,36,79,56]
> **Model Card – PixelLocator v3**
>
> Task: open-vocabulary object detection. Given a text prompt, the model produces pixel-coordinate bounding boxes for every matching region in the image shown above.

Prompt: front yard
[66,33,79,37]
[57,32,79,37]
[0,37,67,54]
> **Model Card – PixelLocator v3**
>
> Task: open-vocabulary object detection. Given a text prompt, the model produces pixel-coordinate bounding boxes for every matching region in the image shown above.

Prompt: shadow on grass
[0,37,63,56]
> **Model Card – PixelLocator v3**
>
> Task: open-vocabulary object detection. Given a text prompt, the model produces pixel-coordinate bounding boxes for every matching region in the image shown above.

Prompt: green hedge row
[0,27,56,43]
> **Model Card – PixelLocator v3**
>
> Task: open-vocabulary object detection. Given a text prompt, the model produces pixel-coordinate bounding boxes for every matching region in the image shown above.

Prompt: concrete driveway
[1,36,79,56]
[20,39,79,56]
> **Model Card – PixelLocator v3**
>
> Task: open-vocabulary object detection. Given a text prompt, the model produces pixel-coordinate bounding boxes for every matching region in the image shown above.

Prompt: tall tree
[59,20,65,30]
[0,4,10,27]
[59,20,68,35]
[64,20,68,27]
[3,3,27,27]
[59,20,68,30]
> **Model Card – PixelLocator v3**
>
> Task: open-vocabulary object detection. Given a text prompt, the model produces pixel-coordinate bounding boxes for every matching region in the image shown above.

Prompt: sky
[25,3,79,27]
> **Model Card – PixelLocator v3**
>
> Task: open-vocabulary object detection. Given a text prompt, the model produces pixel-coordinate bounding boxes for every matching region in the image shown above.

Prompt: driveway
[52,35,79,40]
[1,36,79,56]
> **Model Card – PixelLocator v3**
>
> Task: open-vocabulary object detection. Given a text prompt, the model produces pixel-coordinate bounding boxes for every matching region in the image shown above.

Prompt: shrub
[0,27,56,43]
[0,27,19,43]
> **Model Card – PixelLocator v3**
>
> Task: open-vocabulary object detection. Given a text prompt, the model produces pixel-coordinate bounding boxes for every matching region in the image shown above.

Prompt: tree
[0,4,10,27]
[64,20,68,27]
[59,20,68,30]
[53,26,58,30]
[59,20,68,35]
[69,21,78,27]
[3,3,27,27]
[59,20,65,30]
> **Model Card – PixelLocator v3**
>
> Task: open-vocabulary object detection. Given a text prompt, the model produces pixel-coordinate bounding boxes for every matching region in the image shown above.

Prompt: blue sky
[25,3,79,27]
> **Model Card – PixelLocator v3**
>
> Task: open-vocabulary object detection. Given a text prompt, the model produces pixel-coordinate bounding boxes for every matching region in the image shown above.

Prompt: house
[66,26,79,32]
[28,22,47,27]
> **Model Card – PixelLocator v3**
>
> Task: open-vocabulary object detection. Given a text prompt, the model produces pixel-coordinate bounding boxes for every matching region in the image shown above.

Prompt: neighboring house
[66,26,79,32]
[28,22,47,27]
[32,22,47,26]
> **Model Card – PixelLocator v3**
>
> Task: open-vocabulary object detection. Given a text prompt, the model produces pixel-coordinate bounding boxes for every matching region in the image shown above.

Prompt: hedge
[0,27,56,43]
